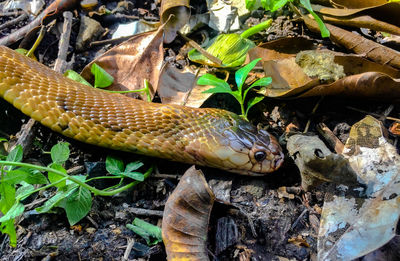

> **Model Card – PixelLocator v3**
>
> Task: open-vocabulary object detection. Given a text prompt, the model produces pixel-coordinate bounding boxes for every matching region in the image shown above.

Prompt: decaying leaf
[160,0,190,44]
[303,16,400,69]
[256,46,400,100]
[288,116,400,260]
[162,166,215,260]
[311,1,400,35]
[318,116,400,260]
[287,135,360,191]
[81,27,164,100]
[157,63,213,107]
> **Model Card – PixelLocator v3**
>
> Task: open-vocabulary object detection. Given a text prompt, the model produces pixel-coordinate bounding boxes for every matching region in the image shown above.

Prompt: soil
[0,1,399,261]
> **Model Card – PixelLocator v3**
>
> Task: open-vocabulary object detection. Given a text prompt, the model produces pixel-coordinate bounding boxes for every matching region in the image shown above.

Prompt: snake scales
[0,46,283,175]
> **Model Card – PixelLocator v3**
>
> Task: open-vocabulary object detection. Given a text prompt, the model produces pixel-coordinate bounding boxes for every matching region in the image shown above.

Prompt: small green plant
[197,58,271,120]
[245,0,330,38]
[0,143,152,247]
[65,63,152,101]
[127,218,162,246]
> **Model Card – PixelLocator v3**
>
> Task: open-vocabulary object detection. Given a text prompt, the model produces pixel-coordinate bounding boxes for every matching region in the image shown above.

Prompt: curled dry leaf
[162,166,215,261]
[157,63,213,107]
[312,1,400,35]
[81,27,164,100]
[160,0,190,44]
[303,16,400,69]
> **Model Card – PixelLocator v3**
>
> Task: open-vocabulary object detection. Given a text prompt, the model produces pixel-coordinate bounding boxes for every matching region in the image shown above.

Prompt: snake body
[0,46,283,175]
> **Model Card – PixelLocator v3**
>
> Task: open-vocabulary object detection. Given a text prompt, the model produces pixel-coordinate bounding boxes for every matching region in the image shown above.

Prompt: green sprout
[197,58,271,120]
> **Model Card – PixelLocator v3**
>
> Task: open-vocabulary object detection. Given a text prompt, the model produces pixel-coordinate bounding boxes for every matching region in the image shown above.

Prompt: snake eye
[254,151,266,162]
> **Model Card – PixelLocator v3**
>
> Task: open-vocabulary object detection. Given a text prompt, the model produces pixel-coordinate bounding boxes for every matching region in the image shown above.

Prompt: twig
[122,238,135,261]
[0,13,28,31]
[316,123,344,154]
[178,31,223,66]
[89,35,132,47]
[346,106,400,122]
[54,11,73,73]
[9,118,37,156]
[303,96,324,133]
[0,11,25,17]
[290,208,308,231]
[126,207,164,217]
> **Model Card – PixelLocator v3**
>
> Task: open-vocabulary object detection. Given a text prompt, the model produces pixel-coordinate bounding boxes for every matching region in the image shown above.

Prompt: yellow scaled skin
[0,46,283,175]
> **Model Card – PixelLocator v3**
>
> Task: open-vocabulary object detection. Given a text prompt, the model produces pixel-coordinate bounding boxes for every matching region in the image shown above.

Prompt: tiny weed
[197,58,271,120]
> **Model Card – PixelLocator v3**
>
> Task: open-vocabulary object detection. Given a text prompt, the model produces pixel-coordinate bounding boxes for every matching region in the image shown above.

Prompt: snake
[0,46,284,175]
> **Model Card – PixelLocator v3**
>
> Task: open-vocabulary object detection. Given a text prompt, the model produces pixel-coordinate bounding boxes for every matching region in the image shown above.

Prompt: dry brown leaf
[259,47,400,100]
[248,37,317,61]
[157,63,214,107]
[317,0,399,18]
[81,27,164,100]
[317,14,400,36]
[303,16,400,69]
[162,166,215,260]
[389,122,400,136]
[160,0,190,44]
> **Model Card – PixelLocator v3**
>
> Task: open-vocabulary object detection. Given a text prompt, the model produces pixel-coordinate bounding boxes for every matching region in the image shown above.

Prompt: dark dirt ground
[1,1,400,260]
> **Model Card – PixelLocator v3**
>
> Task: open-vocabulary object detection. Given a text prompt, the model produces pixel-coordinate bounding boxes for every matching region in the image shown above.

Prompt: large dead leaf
[157,63,214,107]
[160,0,190,44]
[81,27,164,100]
[162,166,215,260]
[303,16,400,69]
[287,116,400,260]
[319,116,400,260]
[256,41,400,100]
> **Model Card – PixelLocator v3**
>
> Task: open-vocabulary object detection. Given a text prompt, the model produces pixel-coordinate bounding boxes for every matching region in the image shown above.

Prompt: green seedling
[0,143,152,247]
[188,19,272,68]
[127,218,162,246]
[65,64,152,102]
[197,58,271,120]
[246,0,330,38]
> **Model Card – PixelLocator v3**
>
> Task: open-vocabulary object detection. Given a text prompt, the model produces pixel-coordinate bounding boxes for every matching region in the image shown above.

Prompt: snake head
[185,114,284,175]
[224,123,284,176]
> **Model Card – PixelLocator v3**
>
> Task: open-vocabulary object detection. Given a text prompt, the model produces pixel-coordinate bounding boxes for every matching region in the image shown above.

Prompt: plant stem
[240,19,272,39]
[0,161,153,196]
[26,25,45,57]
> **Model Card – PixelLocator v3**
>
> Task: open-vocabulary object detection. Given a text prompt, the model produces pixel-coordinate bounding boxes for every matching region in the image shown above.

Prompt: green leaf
[235,58,261,92]
[35,184,77,213]
[51,142,70,164]
[244,77,272,98]
[15,182,35,201]
[65,186,92,225]
[5,145,23,171]
[48,163,67,188]
[118,172,144,181]
[245,0,257,10]
[261,0,289,12]
[299,0,330,38]
[188,34,255,68]
[25,169,48,185]
[197,74,231,92]
[91,63,114,88]
[106,156,124,175]
[127,218,162,245]
[0,182,16,213]
[245,96,265,117]
[125,161,144,172]
[0,220,17,247]
[0,202,24,222]
[65,70,92,87]
[2,169,29,184]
